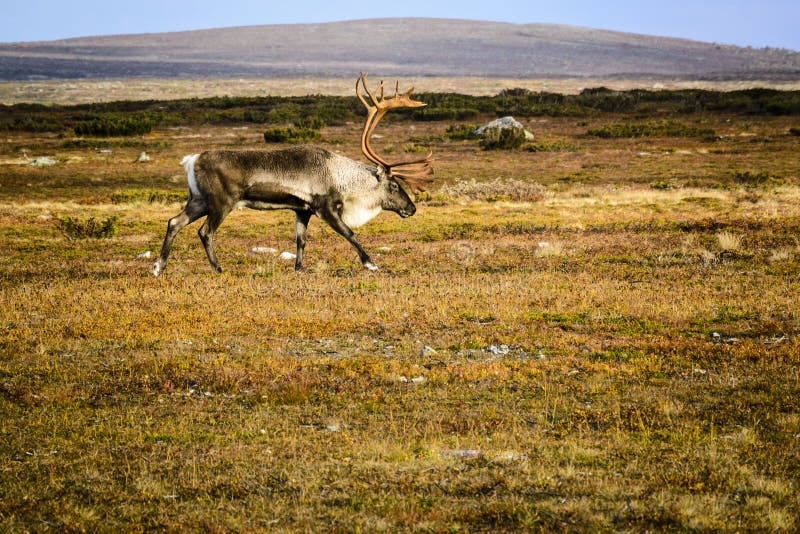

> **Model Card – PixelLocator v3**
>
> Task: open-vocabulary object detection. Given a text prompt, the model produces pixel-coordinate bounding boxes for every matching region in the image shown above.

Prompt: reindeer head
[356,73,434,195]
[374,164,416,218]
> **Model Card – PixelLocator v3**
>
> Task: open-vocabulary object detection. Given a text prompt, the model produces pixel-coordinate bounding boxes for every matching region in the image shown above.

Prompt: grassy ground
[1,105,799,531]
[3,76,800,105]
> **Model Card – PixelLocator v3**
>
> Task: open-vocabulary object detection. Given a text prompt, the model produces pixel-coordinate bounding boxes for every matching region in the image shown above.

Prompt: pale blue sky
[3,0,799,51]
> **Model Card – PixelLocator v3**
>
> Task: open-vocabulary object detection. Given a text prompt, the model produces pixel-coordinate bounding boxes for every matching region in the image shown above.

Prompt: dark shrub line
[2,87,800,133]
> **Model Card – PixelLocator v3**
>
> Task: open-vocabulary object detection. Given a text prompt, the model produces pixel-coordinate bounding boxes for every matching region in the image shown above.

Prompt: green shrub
[446,124,479,140]
[61,138,169,149]
[587,120,715,138]
[479,127,526,150]
[74,114,153,137]
[525,140,578,152]
[263,126,321,144]
[295,116,326,130]
[58,215,119,239]
[1,116,65,133]
[110,189,186,204]
[733,171,784,187]
[413,108,479,121]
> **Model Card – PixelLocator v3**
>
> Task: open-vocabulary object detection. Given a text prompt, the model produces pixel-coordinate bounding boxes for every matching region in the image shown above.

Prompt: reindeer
[152,74,433,276]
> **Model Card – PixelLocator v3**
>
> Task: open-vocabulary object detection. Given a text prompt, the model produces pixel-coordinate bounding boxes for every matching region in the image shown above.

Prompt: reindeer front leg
[293,209,313,271]
[317,200,378,271]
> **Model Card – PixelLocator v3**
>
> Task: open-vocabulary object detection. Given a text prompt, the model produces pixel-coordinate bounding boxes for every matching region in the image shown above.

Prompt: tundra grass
[1,111,799,531]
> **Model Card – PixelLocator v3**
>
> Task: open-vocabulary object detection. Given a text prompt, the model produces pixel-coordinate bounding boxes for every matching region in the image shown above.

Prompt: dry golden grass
[716,231,743,251]
[1,103,799,531]
[3,76,800,104]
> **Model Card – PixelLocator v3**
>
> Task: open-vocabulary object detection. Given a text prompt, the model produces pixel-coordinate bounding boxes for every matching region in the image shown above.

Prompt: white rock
[410,376,427,384]
[136,251,152,259]
[251,246,278,254]
[495,451,529,462]
[472,116,524,135]
[278,251,296,260]
[487,344,510,355]
[135,151,151,162]
[28,156,57,167]
[472,116,534,140]
[420,345,437,357]
[441,449,482,459]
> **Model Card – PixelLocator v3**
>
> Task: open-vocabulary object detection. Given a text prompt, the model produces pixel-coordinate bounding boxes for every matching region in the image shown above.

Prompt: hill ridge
[1,17,799,81]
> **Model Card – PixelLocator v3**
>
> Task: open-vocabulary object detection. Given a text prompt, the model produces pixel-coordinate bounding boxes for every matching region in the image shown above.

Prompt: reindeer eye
[390,182,399,192]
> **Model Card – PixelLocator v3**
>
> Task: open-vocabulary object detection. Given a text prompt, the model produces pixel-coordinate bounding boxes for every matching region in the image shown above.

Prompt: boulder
[28,156,58,167]
[472,116,534,140]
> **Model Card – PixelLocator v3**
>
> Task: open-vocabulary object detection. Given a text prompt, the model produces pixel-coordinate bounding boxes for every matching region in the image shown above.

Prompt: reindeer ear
[374,165,389,181]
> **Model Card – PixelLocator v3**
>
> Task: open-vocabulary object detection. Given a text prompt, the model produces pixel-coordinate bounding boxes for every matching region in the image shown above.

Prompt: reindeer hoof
[364,262,379,271]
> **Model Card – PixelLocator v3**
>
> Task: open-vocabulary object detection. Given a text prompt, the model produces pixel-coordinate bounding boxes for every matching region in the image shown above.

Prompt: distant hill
[1,18,799,81]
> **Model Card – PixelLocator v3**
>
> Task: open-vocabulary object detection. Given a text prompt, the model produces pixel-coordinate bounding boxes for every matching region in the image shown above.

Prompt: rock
[472,116,534,139]
[487,344,510,356]
[136,251,152,259]
[441,449,482,460]
[420,345,437,357]
[28,156,57,167]
[397,375,427,385]
[473,116,522,135]
[495,451,529,462]
[278,251,296,260]
[135,151,151,162]
[251,246,278,254]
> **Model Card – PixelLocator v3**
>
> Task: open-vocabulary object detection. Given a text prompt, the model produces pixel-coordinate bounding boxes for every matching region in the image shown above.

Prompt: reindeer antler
[356,73,434,193]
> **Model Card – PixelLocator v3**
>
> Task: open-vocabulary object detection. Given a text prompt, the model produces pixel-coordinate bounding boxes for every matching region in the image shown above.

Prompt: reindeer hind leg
[197,204,234,273]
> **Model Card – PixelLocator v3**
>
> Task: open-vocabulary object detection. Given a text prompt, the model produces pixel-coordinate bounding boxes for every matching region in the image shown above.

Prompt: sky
[2,0,799,51]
